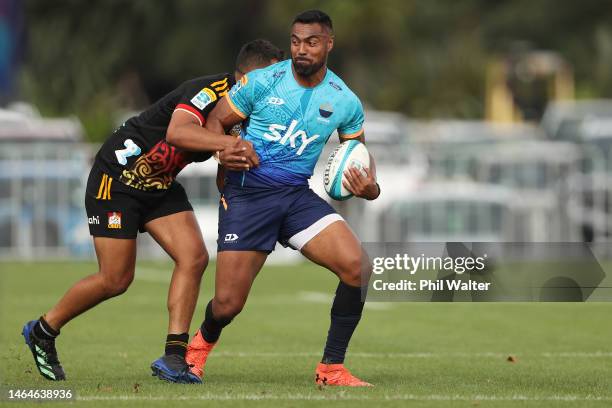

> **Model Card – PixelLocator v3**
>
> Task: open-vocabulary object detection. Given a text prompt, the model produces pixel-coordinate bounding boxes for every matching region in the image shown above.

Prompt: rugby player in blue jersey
[185,10,380,386]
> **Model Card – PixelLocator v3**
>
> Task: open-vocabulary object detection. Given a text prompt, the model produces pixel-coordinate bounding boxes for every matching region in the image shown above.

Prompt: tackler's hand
[218,137,260,170]
[234,136,260,168]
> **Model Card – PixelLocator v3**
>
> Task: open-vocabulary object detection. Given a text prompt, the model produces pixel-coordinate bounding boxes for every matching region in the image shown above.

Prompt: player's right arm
[166,111,252,171]
[166,110,233,152]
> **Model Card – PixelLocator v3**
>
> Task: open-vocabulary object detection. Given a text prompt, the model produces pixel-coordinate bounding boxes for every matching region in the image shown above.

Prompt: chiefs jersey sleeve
[173,74,233,126]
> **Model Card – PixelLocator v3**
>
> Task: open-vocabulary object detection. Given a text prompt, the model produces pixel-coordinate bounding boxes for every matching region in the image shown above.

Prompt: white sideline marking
[77,394,612,402]
[540,351,612,357]
[298,291,333,303]
[207,351,612,358]
[297,291,393,310]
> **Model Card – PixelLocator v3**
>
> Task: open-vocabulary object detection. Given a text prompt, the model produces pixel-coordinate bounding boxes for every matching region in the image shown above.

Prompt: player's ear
[327,36,334,52]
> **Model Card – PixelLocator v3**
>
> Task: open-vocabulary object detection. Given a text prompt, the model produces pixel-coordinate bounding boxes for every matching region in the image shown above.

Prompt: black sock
[33,316,59,341]
[200,300,233,343]
[322,282,366,364]
[165,333,189,358]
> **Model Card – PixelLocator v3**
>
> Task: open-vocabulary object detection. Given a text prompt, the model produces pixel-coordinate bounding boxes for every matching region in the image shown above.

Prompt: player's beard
[292,57,325,77]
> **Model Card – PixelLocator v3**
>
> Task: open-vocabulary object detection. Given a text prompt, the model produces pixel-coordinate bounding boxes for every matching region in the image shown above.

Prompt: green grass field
[1,260,611,407]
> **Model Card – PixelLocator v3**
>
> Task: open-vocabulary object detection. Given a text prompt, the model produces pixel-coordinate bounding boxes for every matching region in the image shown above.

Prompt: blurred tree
[15,0,612,141]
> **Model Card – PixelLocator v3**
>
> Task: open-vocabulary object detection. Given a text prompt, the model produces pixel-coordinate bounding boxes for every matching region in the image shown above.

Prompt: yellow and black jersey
[95,73,233,192]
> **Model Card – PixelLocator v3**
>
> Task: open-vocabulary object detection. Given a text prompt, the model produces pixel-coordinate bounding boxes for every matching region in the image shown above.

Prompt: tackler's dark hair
[235,39,284,74]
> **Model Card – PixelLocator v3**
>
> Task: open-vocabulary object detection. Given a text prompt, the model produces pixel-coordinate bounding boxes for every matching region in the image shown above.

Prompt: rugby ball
[324,140,370,201]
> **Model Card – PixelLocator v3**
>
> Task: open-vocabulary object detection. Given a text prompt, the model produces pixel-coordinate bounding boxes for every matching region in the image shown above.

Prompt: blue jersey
[226,59,364,187]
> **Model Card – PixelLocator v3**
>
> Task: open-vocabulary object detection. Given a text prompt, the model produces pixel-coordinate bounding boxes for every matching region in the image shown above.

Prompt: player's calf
[322,281,366,363]
[299,218,373,384]
[315,278,372,386]
[318,246,371,366]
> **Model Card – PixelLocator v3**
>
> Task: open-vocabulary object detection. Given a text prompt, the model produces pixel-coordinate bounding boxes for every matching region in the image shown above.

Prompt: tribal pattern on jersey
[120,140,190,191]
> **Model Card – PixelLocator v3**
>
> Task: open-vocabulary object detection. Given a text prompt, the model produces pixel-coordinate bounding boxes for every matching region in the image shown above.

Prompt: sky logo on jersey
[319,103,334,118]
[263,120,320,156]
[191,88,217,110]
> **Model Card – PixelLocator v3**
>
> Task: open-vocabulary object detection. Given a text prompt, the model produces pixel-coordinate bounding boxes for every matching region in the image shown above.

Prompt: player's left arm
[339,103,380,200]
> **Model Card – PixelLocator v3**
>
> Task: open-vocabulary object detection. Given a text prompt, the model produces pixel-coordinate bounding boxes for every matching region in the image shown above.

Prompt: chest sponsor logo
[115,139,141,165]
[263,120,320,156]
[107,212,122,229]
[191,87,217,110]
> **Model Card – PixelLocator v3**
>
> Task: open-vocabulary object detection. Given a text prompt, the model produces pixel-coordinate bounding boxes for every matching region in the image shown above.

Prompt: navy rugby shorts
[217,184,343,252]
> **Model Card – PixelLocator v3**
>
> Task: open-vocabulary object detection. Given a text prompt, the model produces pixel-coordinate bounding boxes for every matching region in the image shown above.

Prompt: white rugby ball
[324,140,370,201]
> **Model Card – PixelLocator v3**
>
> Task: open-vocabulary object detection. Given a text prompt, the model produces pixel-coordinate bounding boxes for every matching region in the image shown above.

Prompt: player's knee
[100,269,134,297]
[213,295,245,320]
[361,253,373,282]
[338,252,369,286]
[192,248,209,275]
[177,247,209,277]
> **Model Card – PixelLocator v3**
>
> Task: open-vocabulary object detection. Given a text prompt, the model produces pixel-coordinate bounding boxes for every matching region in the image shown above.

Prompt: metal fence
[0,143,93,259]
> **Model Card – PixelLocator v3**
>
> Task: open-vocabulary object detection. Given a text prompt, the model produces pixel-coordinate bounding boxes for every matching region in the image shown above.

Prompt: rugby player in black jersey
[21,39,282,384]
